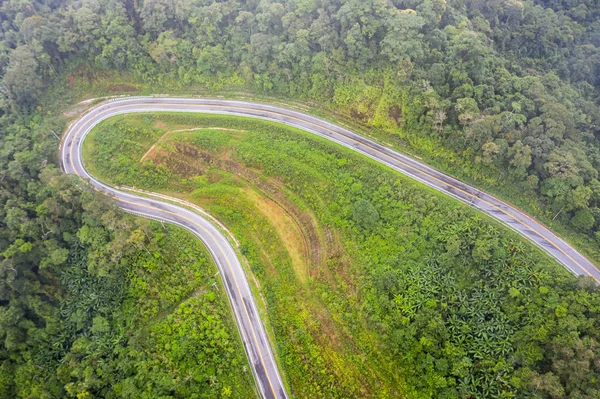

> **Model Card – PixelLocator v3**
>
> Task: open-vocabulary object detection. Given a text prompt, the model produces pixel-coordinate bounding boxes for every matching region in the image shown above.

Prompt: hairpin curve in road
[60,96,600,399]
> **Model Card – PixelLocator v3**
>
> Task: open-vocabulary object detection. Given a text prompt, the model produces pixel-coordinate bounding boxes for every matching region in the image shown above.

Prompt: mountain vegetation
[84,112,600,398]
[1,0,600,398]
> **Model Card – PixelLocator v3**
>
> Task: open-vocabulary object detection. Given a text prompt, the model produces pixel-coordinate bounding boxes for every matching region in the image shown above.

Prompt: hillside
[82,112,600,397]
[1,0,600,398]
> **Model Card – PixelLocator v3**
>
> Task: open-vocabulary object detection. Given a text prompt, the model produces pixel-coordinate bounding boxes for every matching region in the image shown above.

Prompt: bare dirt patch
[150,146,207,177]
[108,84,137,92]
[140,127,246,163]
[388,104,402,126]
[153,120,167,129]
[63,103,92,118]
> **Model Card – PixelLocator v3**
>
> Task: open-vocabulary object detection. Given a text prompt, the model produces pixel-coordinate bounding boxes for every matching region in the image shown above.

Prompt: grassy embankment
[82,112,595,398]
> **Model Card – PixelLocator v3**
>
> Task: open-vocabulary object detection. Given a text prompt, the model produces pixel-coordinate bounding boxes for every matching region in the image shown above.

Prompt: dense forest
[2,0,600,398]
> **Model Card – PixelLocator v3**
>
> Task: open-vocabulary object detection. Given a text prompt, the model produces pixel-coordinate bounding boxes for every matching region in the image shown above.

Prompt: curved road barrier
[61,97,600,398]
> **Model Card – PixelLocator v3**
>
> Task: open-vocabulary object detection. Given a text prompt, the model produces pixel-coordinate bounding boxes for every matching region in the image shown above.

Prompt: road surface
[61,96,600,398]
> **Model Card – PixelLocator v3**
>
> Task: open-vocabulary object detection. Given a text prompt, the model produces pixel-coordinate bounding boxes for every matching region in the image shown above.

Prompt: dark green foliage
[0,160,253,398]
[352,199,380,229]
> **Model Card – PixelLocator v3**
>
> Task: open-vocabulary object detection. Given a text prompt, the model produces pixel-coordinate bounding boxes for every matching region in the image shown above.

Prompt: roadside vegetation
[0,168,255,398]
[58,218,255,399]
[84,112,600,398]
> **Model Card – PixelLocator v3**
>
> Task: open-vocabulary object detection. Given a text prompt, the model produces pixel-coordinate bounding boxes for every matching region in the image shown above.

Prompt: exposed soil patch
[350,108,368,122]
[388,105,402,126]
[63,103,92,118]
[108,84,137,92]
[174,142,200,158]
[151,147,206,177]
[140,127,247,163]
[153,120,167,129]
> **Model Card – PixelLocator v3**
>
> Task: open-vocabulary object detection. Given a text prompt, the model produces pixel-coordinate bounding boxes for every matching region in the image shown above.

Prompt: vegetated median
[83,112,600,398]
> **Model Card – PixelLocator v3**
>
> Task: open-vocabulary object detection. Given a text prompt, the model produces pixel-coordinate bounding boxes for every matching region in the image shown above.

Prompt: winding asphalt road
[61,97,600,398]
